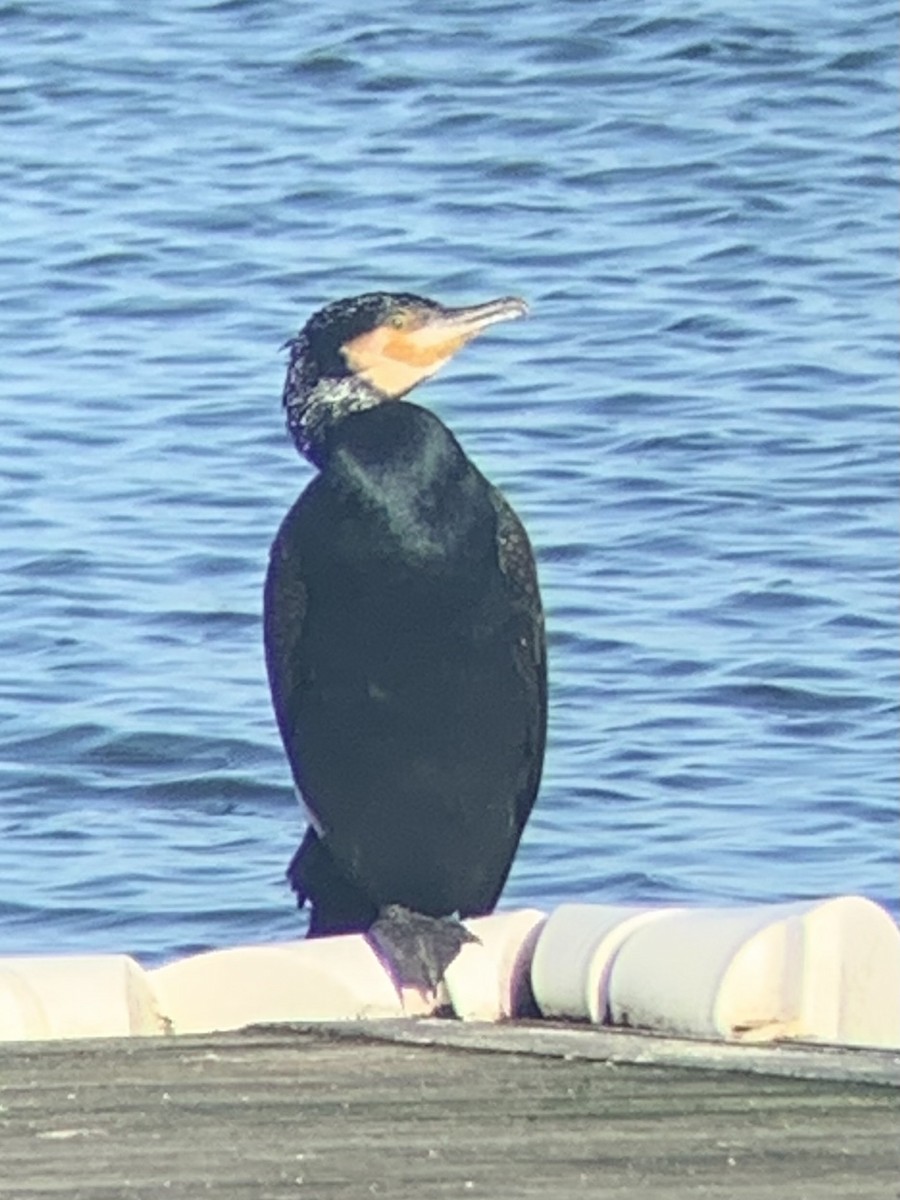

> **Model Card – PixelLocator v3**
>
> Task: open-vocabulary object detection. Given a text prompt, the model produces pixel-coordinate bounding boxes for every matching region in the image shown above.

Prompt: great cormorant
[264,291,546,989]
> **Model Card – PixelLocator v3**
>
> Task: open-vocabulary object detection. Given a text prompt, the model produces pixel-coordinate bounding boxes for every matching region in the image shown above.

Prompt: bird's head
[281,291,527,464]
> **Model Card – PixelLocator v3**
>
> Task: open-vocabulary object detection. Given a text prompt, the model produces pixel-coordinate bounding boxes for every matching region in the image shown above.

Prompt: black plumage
[264,291,545,986]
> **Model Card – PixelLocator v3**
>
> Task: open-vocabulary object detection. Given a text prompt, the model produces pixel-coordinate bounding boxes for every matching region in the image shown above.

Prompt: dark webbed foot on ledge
[367,904,480,993]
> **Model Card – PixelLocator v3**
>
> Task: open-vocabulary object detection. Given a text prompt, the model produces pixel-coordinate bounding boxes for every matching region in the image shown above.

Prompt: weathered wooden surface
[1,1026,898,1199]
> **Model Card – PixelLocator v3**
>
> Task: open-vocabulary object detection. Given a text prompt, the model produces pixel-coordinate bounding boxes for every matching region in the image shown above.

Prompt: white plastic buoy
[530,903,682,1023]
[0,955,164,1041]
[149,935,405,1035]
[444,908,547,1021]
[0,966,52,1041]
[784,896,900,1049]
[1,898,895,1048]
[607,896,900,1048]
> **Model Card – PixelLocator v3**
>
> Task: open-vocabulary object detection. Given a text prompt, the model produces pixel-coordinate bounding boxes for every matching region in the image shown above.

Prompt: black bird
[264,291,546,989]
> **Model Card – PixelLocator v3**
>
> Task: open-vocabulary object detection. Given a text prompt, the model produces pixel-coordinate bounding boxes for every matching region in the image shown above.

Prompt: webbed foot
[367,904,479,993]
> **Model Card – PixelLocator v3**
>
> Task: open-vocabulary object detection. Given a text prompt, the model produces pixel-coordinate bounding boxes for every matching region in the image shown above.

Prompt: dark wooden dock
[2,1022,898,1198]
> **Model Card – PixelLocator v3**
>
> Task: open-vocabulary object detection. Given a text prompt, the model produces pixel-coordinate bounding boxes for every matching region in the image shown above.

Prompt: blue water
[1,0,896,965]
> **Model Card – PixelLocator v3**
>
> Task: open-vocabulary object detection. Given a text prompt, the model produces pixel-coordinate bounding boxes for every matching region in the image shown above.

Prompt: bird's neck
[286,375,386,467]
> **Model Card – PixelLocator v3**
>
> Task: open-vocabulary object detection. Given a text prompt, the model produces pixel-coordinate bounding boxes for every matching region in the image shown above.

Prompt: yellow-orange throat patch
[342,325,472,397]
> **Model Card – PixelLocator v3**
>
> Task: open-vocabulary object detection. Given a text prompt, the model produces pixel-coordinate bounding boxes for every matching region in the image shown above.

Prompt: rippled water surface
[1,0,896,963]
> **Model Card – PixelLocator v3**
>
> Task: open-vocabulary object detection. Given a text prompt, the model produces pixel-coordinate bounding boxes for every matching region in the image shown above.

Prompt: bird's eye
[389,312,408,329]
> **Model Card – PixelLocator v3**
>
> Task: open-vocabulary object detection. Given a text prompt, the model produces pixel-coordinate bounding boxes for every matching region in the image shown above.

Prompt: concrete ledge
[280,1017,900,1088]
